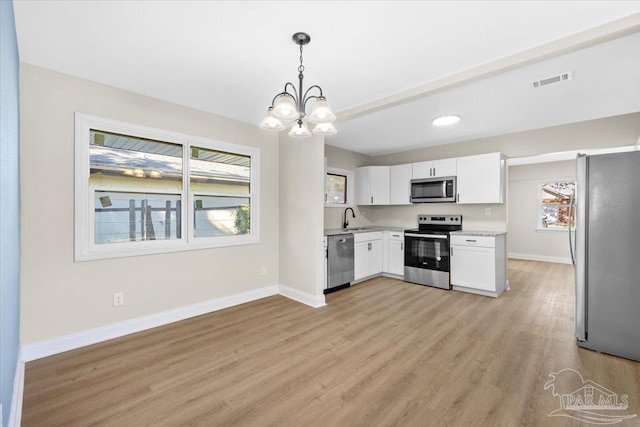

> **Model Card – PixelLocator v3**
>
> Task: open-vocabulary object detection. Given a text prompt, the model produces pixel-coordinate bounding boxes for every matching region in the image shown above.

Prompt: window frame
[75,113,260,261]
[324,166,354,208]
[536,178,575,232]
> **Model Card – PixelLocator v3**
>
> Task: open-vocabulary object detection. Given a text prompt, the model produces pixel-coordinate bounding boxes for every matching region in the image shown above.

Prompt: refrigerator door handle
[568,192,575,266]
[575,154,588,342]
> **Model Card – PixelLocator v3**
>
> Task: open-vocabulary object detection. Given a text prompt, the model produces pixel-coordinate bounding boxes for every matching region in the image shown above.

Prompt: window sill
[535,228,574,233]
[75,235,260,261]
[325,202,353,208]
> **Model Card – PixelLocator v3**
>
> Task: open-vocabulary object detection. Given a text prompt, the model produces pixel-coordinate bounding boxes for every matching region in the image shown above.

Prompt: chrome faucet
[343,207,355,229]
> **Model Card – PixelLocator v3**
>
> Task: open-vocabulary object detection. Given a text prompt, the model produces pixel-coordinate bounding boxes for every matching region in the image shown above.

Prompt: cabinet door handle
[456,193,459,203]
[451,247,453,256]
[401,243,404,250]
[433,167,436,176]
[371,196,373,204]
[466,239,477,243]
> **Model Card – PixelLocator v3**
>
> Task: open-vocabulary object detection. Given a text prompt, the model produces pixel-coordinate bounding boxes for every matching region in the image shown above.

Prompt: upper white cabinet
[356,166,390,205]
[412,158,457,179]
[456,153,505,204]
[354,153,505,206]
[389,164,412,205]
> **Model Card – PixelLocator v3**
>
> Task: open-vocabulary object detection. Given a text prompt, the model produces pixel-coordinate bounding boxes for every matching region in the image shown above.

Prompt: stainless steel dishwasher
[326,234,354,294]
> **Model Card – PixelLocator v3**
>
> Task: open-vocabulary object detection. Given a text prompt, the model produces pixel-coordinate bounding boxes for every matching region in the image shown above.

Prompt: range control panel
[418,215,462,225]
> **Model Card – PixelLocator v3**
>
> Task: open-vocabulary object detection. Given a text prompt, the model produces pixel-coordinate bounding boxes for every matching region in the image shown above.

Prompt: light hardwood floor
[22,260,640,426]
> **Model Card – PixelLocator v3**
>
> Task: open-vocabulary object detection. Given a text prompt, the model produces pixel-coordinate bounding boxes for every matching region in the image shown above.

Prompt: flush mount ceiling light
[432,115,461,127]
[260,32,337,137]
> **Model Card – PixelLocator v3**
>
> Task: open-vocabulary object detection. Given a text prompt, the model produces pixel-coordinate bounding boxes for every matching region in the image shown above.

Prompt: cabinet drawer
[354,231,383,243]
[387,231,404,241]
[451,235,495,248]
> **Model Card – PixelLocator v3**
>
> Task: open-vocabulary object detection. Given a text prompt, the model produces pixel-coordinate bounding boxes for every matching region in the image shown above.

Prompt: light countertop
[450,230,507,237]
[324,226,405,236]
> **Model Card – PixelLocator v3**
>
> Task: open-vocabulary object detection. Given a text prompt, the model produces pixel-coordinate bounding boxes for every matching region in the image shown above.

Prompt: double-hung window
[75,113,260,261]
[538,180,576,230]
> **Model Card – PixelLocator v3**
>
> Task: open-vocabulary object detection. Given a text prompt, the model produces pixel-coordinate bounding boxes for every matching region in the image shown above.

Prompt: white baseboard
[8,347,24,427]
[452,285,502,298]
[12,283,328,423]
[278,285,326,308]
[381,273,404,280]
[22,285,279,362]
[508,252,572,265]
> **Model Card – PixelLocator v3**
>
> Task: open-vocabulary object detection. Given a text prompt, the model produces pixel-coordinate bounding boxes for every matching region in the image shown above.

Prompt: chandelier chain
[298,45,305,73]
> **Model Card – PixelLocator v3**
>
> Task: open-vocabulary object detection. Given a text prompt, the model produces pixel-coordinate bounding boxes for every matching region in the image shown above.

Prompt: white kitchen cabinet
[412,158,457,179]
[323,236,328,291]
[383,231,405,277]
[355,166,390,205]
[389,164,412,205]
[354,232,383,281]
[456,152,505,204]
[450,233,507,297]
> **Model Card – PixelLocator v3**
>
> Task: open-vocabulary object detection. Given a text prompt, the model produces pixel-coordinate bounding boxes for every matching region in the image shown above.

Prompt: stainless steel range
[404,215,462,289]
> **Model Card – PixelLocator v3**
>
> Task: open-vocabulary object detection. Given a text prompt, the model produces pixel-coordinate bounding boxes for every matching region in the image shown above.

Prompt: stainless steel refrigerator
[572,151,640,362]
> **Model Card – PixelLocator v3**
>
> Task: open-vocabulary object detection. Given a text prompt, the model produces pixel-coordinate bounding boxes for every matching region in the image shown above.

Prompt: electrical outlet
[260,266,267,276]
[113,292,124,307]
[485,207,492,216]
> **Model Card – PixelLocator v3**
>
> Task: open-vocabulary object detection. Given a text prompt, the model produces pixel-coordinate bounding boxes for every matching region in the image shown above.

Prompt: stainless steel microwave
[410,176,457,203]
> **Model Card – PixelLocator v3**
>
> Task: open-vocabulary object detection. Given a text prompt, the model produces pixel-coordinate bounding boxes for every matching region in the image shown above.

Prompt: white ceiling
[13,1,640,156]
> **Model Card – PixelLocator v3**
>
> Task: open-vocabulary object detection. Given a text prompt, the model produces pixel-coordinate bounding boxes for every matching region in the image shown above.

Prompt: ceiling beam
[336,12,640,123]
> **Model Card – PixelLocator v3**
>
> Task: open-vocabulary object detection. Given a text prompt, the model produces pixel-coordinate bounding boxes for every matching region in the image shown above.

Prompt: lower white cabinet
[383,231,404,276]
[323,236,328,291]
[354,232,383,281]
[450,233,507,297]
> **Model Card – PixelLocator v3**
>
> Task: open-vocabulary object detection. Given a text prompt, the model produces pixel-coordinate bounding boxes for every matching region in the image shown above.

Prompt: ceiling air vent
[531,71,573,88]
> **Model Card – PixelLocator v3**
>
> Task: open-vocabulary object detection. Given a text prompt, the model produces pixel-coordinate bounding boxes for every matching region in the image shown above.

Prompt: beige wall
[370,113,640,164]
[323,144,374,229]
[279,133,325,296]
[20,64,280,344]
[325,113,639,258]
[507,161,575,263]
[360,113,640,232]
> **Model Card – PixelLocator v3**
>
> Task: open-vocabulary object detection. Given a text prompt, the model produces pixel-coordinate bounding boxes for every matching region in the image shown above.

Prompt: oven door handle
[405,233,448,239]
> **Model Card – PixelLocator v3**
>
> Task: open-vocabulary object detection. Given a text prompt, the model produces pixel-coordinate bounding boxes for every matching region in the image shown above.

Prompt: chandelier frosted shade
[307,97,336,124]
[261,32,336,138]
[288,120,312,138]
[259,107,285,130]
[272,95,299,120]
[312,122,337,135]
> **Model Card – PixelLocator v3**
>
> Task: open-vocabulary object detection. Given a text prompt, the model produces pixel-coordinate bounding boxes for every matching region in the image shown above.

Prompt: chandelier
[260,32,337,137]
